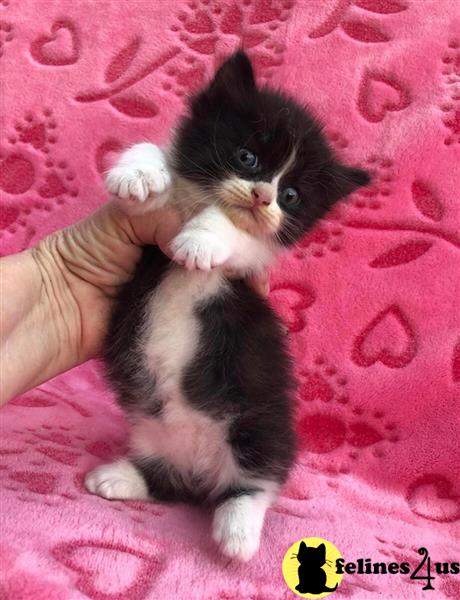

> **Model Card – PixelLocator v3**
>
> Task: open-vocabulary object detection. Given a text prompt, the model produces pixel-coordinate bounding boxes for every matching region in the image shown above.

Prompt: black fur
[104,52,370,503]
[104,246,169,417]
[185,280,295,482]
[173,51,370,245]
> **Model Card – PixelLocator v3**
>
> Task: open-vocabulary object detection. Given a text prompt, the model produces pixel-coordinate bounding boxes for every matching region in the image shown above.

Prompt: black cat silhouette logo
[282,537,343,598]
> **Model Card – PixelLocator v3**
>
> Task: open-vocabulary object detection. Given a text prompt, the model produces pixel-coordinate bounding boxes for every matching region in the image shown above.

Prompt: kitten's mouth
[222,199,280,235]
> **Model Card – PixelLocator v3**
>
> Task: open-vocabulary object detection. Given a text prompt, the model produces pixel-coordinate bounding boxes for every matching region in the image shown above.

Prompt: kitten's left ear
[324,162,371,202]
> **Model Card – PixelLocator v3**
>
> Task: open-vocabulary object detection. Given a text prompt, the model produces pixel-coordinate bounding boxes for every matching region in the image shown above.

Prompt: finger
[103,202,183,255]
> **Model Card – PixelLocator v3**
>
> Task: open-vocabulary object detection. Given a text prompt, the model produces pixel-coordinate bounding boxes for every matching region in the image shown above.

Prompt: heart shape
[407,474,460,522]
[269,283,315,333]
[352,305,416,368]
[30,20,79,66]
[358,72,410,122]
[53,539,163,600]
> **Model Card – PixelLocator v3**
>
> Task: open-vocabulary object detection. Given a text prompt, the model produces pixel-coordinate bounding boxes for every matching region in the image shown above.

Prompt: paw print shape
[294,222,345,259]
[172,0,294,81]
[0,21,13,57]
[352,155,394,210]
[13,108,57,152]
[296,359,400,472]
[440,39,460,145]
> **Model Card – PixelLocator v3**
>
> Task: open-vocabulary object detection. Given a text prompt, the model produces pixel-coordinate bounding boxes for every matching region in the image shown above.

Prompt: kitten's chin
[221,203,280,238]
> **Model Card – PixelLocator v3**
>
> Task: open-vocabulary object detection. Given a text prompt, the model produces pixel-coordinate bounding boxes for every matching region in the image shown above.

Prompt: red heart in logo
[407,474,460,523]
[30,20,79,66]
[358,72,410,122]
[269,283,315,333]
[53,539,163,600]
[352,305,416,368]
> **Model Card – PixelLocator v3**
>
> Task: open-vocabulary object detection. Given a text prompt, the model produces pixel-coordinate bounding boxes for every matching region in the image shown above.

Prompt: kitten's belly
[130,266,239,492]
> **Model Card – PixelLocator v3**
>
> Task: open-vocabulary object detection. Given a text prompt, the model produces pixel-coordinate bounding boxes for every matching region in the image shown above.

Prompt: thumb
[101,202,182,257]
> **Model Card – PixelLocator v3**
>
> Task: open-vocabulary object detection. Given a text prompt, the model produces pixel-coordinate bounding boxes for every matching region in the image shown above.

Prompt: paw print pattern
[353,156,394,210]
[299,357,350,405]
[0,108,78,244]
[441,39,460,145]
[296,358,400,471]
[170,0,294,89]
[13,110,57,152]
[294,221,345,259]
[0,20,13,57]
[162,53,208,98]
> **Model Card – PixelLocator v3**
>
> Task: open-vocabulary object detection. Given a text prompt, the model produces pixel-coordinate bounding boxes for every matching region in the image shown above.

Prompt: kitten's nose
[251,184,273,206]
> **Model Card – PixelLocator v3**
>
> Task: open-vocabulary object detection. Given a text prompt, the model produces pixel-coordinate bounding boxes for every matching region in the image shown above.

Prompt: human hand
[1,201,268,404]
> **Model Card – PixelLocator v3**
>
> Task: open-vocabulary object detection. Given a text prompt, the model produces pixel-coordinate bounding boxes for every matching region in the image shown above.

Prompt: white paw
[171,230,231,271]
[85,459,149,501]
[106,164,170,203]
[105,143,171,211]
[212,501,262,561]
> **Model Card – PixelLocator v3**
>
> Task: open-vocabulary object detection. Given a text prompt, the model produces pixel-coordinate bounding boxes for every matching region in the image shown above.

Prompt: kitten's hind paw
[212,498,262,561]
[85,459,149,500]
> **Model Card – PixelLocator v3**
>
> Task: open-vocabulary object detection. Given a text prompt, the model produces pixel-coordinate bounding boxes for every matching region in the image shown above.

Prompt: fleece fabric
[0,1,459,598]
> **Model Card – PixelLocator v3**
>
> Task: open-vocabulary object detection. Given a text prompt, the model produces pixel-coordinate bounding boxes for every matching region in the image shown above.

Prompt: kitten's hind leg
[105,143,171,214]
[212,485,276,561]
[85,458,149,500]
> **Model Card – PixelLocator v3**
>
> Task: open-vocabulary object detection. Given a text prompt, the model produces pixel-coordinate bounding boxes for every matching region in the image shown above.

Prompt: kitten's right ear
[299,541,307,551]
[210,51,256,96]
[191,51,256,114]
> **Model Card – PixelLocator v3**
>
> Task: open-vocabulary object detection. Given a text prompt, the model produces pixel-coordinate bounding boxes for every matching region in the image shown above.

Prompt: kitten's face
[173,52,369,245]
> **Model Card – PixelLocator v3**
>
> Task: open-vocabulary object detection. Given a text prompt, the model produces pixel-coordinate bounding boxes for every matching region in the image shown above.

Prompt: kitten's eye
[237,148,258,170]
[280,187,299,207]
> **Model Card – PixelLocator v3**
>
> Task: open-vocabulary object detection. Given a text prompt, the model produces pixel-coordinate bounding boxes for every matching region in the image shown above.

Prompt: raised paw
[84,459,149,501]
[106,165,170,203]
[171,230,231,271]
[105,143,171,210]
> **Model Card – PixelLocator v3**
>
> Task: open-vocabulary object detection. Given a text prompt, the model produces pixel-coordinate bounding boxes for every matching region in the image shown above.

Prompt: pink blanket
[1,1,459,598]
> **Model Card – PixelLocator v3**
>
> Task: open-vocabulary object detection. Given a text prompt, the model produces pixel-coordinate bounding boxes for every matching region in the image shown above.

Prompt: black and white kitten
[85,52,369,561]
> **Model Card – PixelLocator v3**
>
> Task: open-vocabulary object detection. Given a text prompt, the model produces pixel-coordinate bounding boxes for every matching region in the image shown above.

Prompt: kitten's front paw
[85,459,149,500]
[105,144,171,212]
[171,230,231,271]
[106,164,170,204]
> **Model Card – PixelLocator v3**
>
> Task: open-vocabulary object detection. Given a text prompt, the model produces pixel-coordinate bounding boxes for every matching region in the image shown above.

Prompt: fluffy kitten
[85,52,369,561]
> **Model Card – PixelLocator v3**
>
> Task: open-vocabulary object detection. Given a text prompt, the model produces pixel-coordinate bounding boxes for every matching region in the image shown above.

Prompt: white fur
[129,266,242,494]
[105,143,171,213]
[85,458,149,500]
[171,205,276,274]
[213,485,277,561]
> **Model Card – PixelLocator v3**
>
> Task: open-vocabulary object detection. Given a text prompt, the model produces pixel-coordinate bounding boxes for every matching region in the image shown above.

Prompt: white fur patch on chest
[130,266,240,493]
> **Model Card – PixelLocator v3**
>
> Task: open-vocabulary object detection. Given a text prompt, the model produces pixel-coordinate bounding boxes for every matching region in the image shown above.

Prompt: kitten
[85,51,369,561]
